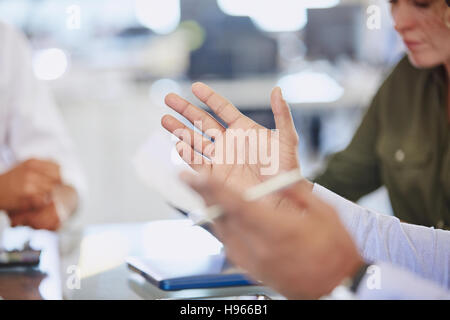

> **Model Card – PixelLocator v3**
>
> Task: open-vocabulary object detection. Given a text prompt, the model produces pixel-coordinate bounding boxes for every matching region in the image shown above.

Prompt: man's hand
[181,172,364,299]
[0,159,62,211]
[9,202,61,231]
[7,184,78,231]
[162,82,301,211]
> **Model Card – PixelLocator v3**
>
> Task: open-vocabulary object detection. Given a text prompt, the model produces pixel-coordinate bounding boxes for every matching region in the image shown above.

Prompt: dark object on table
[0,247,41,268]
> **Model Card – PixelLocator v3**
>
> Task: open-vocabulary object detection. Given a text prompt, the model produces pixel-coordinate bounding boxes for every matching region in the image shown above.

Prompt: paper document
[133,129,207,222]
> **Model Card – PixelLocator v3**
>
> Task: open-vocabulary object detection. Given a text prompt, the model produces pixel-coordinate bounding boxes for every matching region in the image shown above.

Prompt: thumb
[271,87,299,145]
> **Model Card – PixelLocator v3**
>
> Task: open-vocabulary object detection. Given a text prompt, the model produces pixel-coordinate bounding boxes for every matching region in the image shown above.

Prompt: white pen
[195,168,304,226]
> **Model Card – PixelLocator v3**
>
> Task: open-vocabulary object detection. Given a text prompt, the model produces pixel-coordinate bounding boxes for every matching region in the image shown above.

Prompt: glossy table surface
[0,227,62,300]
[68,220,281,300]
[0,221,280,300]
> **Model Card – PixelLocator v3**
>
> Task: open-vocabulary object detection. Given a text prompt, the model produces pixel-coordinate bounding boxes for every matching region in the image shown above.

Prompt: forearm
[313,183,450,289]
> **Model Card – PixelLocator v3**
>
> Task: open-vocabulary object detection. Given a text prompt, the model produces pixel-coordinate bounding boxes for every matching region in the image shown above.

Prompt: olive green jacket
[315,56,449,229]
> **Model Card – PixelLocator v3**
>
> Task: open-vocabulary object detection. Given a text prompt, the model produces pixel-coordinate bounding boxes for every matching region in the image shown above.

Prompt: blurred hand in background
[0,24,85,231]
[0,159,78,231]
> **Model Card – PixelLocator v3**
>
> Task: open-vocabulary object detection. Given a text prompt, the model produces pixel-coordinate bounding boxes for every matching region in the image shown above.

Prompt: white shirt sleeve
[0,23,87,204]
[312,184,450,290]
[355,262,450,300]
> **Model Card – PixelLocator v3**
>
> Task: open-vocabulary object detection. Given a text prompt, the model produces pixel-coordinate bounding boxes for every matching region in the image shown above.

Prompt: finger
[25,159,62,183]
[161,115,215,158]
[180,172,271,231]
[9,210,31,227]
[213,220,259,274]
[21,170,60,206]
[27,192,52,209]
[165,93,225,134]
[180,171,238,210]
[209,190,282,278]
[282,182,334,218]
[271,87,299,145]
[26,205,61,231]
[181,171,287,274]
[176,141,212,172]
[191,82,247,127]
[25,171,57,195]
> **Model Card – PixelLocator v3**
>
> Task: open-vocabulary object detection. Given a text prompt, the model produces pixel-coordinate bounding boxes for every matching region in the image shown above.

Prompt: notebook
[126,254,256,291]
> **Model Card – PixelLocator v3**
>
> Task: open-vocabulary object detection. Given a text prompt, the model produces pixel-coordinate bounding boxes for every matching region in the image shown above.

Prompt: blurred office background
[0,0,405,227]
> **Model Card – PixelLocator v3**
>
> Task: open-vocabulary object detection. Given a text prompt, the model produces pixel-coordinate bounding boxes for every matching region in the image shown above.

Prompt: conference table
[0,227,61,300]
[0,221,279,300]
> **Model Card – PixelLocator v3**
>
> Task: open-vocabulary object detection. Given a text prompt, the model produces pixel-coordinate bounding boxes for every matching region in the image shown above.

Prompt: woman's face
[390,0,450,68]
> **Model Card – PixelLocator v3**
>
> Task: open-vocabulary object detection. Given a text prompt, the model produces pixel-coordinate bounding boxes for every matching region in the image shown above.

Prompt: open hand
[162,82,301,210]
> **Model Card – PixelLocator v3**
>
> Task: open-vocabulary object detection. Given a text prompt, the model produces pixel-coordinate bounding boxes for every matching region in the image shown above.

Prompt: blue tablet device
[126,254,255,291]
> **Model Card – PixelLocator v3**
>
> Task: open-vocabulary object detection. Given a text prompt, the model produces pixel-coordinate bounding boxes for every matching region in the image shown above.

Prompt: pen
[195,168,304,226]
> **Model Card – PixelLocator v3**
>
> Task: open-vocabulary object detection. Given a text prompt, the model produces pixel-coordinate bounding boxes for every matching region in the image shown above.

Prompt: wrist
[307,254,365,300]
[341,258,371,294]
[321,254,365,298]
[300,179,314,192]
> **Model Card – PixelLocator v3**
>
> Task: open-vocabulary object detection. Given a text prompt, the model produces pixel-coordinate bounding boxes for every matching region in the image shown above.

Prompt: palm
[162,82,300,209]
[212,122,297,190]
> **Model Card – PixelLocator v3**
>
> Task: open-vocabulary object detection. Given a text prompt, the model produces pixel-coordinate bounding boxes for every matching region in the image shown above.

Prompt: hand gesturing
[162,82,301,211]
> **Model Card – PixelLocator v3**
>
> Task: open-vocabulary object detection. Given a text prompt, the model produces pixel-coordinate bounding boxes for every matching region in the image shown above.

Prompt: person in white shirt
[161,82,449,299]
[0,22,85,231]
